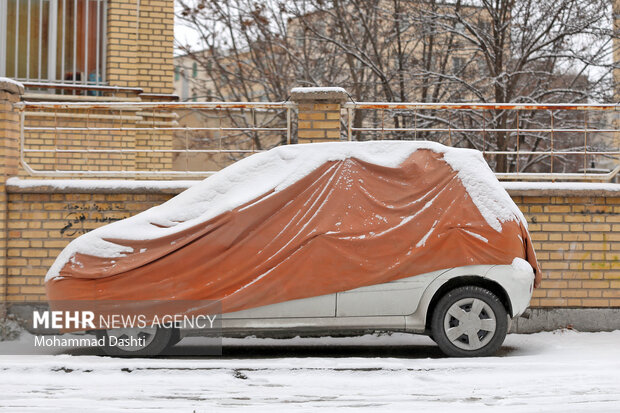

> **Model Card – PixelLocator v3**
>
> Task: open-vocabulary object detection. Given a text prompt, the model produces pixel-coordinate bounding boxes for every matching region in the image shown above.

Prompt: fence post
[0,78,23,317]
[290,88,348,143]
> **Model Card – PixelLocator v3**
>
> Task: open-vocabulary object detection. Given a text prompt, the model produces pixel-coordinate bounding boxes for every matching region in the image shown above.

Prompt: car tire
[96,326,173,357]
[431,286,508,357]
[165,328,182,350]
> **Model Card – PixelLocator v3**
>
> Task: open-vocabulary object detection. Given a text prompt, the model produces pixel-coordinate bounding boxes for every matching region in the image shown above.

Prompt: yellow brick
[544,205,571,213]
[20,286,46,294]
[313,121,340,129]
[538,298,566,306]
[298,130,326,139]
[542,223,569,232]
[562,233,589,241]
[540,280,568,289]
[298,112,326,121]
[582,280,610,289]
[313,104,340,111]
[584,224,611,232]
[581,299,609,306]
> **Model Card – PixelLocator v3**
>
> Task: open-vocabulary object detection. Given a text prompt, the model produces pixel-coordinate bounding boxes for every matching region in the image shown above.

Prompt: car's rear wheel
[96,326,173,357]
[431,286,508,357]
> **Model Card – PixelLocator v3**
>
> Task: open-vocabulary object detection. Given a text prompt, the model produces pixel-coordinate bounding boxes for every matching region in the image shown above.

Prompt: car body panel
[336,269,448,317]
[217,264,534,335]
[223,293,336,319]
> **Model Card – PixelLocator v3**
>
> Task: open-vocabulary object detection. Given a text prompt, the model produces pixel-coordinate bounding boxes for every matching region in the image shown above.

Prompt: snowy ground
[0,330,619,412]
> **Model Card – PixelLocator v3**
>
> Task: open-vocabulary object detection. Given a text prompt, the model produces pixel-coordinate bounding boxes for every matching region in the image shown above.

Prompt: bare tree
[176,0,619,172]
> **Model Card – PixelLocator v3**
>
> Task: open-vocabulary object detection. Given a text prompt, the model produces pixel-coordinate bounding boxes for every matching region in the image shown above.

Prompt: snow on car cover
[46,141,541,313]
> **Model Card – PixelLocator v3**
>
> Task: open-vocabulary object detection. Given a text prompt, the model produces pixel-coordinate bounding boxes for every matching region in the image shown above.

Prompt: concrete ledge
[7,178,620,197]
[502,182,620,197]
[6,177,197,194]
[511,308,620,333]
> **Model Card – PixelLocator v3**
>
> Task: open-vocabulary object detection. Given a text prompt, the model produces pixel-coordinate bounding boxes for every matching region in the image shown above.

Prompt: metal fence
[17,101,293,178]
[15,100,620,181]
[343,102,619,181]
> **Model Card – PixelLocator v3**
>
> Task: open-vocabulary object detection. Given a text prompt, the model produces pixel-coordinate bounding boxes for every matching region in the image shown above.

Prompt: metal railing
[343,102,620,181]
[17,101,293,178]
[15,100,620,181]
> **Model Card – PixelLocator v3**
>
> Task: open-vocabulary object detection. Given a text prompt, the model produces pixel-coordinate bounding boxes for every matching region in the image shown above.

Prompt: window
[0,0,107,84]
[192,62,197,78]
[174,65,179,81]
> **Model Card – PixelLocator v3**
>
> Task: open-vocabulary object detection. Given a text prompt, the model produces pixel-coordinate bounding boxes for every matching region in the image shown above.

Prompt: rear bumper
[485,265,535,317]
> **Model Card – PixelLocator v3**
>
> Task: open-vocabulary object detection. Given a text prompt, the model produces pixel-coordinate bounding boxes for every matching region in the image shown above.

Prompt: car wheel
[165,328,182,350]
[431,286,508,357]
[96,326,173,357]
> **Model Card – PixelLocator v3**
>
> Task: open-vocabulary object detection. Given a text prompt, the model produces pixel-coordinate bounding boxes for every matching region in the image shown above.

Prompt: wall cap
[290,87,349,103]
[502,181,620,197]
[6,177,620,197]
[0,77,25,96]
[6,177,197,194]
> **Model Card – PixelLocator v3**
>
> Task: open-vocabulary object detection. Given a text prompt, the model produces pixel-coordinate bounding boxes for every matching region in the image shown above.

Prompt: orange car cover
[46,148,540,313]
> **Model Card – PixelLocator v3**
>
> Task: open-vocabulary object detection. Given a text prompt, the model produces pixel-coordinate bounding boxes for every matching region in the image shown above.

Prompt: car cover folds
[46,148,541,313]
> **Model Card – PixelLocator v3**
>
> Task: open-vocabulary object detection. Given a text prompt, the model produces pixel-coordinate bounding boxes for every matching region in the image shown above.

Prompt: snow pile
[46,141,525,281]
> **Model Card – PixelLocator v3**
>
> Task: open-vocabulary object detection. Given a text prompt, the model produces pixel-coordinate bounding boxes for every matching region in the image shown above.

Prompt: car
[45,141,540,357]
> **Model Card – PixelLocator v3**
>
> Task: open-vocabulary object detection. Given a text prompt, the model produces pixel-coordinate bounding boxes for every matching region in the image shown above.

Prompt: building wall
[0,82,22,315]
[516,193,620,307]
[106,0,174,94]
[136,0,175,95]
[3,185,619,308]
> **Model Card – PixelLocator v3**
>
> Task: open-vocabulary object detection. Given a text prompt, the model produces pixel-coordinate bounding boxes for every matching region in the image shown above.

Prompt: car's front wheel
[431,286,508,357]
[96,326,174,357]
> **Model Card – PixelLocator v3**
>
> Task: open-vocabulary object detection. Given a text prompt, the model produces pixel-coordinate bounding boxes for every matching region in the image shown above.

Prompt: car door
[336,270,448,317]
[222,292,336,319]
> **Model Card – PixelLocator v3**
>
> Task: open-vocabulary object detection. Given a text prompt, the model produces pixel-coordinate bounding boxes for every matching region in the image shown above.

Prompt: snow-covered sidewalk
[0,330,618,412]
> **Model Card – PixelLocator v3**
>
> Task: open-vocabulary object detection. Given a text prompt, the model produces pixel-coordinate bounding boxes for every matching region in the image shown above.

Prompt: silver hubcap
[106,327,157,351]
[443,298,496,351]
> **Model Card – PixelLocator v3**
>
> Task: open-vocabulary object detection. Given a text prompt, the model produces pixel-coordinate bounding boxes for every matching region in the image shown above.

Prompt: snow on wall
[290,87,347,94]
[45,141,526,281]
[0,77,25,89]
[502,181,620,192]
[6,177,200,191]
[8,177,619,193]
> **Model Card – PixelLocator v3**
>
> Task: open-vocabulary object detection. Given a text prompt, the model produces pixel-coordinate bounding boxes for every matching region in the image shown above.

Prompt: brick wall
[0,83,23,314]
[3,184,619,307]
[106,0,174,94]
[514,193,620,307]
[136,0,175,94]
[291,89,347,143]
[4,189,173,302]
[106,0,139,89]
[297,103,342,143]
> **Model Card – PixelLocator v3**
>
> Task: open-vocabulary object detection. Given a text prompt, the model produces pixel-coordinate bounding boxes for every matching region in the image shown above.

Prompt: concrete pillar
[0,78,23,316]
[290,87,348,143]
